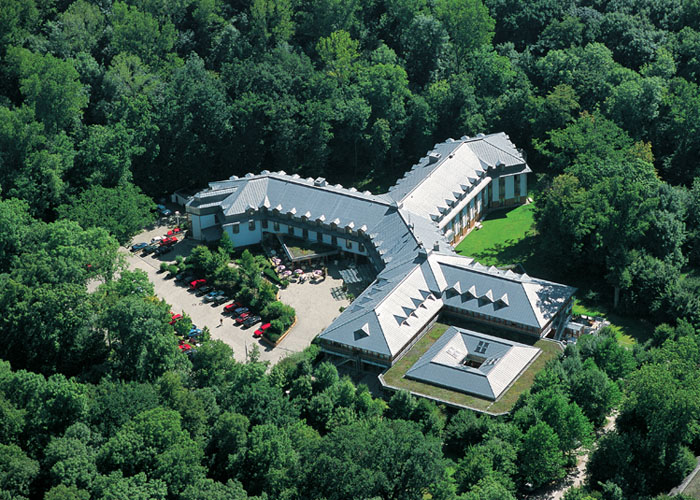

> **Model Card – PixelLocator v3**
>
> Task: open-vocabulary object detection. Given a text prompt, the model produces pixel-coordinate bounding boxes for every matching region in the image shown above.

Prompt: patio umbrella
[294,269,303,275]
[283,270,292,277]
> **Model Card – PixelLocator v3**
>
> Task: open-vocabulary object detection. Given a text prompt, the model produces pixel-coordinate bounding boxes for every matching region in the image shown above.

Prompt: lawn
[573,298,654,347]
[382,322,562,415]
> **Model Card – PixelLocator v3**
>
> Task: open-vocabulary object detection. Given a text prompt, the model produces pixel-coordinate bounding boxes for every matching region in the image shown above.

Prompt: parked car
[235,312,250,324]
[213,294,230,305]
[130,242,148,252]
[196,285,213,296]
[203,290,225,303]
[142,244,159,255]
[160,236,178,246]
[169,313,183,325]
[232,307,249,317]
[223,302,242,314]
[189,279,206,290]
[157,205,173,217]
[253,323,271,337]
[187,328,203,338]
[174,273,187,282]
[242,315,262,328]
[153,246,171,256]
[166,228,182,236]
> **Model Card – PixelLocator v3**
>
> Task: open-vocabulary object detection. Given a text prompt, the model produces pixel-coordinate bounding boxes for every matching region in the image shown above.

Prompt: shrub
[159,262,169,273]
[264,267,281,285]
[167,264,178,277]
[269,319,286,335]
[265,331,281,343]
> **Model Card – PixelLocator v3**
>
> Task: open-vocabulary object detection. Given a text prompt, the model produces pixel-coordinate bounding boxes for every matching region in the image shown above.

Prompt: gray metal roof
[405,326,540,399]
[320,252,575,359]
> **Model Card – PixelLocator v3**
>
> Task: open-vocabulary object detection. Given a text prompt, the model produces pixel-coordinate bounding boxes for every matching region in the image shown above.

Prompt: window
[303,228,309,240]
[499,177,505,201]
[358,243,365,252]
[288,225,294,235]
[249,220,256,230]
[317,231,323,242]
[346,239,352,249]
[232,223,240,234]
[331,235,338,246]
[273,221,280,231]
[262,219,268,229]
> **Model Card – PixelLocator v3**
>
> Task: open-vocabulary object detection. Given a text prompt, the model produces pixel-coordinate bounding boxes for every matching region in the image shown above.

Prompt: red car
[166,228,182,236]
[235,312,250,324]
[160,236,178,246]
[169,313,183,325]
[178,342,192,351]
[253,323,271,338]
[189,279,206,290]
[223,302,242,314]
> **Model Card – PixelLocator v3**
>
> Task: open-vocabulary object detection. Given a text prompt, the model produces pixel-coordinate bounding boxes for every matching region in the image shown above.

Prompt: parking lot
[124,226,351,365]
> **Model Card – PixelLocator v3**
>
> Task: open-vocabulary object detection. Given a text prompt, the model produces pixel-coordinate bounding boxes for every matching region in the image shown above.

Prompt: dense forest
[1,0,700,499]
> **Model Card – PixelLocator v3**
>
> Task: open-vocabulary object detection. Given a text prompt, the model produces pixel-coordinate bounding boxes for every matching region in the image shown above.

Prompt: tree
[0,198,33,273]
[92,471,167,500]
[110,2,176,66]
[102,296,180,381]
[519,421,565,489]
[312,361,339,393]
[143,54,231,194]
[179,478,248,500]
[247,0,294,50]
[47,0,106,58]
[58,183,155,245]
[7,47,88,133]
[444,409,490,458]
[98,407,205,496]
[0,443,39,498]
[569,359,621,427]
[206,411,249,481]
[240,424,298,496]
[434,0,495,69]
[401,14,449,88]
[69,124,142,189]
[43,423,98,491]
[302,419,449,500]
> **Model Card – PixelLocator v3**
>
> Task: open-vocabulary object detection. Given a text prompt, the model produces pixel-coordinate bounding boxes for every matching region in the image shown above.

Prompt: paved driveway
[123,228,350,365]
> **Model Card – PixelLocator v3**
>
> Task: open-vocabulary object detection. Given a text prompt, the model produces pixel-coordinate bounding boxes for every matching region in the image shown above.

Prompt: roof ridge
[266,172,393,206]
[477,135,523,164]
[390,141,467,201]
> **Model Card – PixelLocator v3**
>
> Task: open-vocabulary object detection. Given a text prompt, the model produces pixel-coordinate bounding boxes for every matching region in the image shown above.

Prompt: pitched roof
[405,326,540,399]
[387,133,530,223]
[320,252,575,358]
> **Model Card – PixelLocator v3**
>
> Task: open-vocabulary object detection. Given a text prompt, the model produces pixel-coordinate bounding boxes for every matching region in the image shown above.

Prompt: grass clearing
[573,298,653,346]
[383,322,562,414]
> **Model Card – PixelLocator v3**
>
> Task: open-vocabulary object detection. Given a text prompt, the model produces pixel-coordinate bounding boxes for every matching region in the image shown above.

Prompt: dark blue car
[130,242,148,252]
